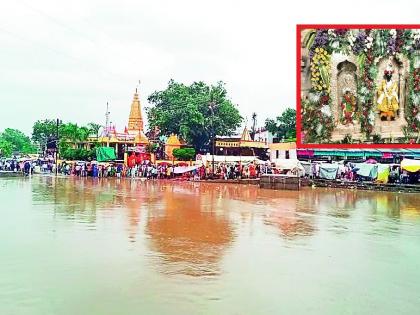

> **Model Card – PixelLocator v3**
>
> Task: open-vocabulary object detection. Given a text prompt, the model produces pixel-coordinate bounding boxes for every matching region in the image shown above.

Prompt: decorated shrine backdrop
[301,28,420,143]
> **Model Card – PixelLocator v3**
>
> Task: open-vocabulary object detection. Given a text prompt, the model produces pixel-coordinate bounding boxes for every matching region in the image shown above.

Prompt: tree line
[1,80,296,159]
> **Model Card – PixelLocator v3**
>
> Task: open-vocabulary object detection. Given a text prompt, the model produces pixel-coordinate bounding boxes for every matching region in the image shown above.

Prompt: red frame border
[296,24,420,149]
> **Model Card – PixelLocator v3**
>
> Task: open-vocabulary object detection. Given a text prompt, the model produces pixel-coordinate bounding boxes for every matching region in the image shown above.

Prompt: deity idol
[377,62,399,121]
[340,88,357,125]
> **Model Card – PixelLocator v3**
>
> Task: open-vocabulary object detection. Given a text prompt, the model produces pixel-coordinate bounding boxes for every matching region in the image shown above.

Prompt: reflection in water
[2,176,420,314]
[30,177,420,239]
[146,185,233,277]
[28,176,420,276]
[262,193,316,239]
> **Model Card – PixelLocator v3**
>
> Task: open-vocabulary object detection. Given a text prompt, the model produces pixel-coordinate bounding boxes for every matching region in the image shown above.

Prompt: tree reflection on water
[29,176,420,276]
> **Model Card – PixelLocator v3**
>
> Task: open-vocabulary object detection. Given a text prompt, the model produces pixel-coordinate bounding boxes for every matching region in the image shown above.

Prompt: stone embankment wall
[259,175,300,190]
[302,178,420,193]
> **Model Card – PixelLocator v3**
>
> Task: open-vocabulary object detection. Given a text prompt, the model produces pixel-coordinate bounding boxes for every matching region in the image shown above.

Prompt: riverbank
[6,172,420,193]
[301,178,420,193]
[200,176,420,193]
[0,171,22,177]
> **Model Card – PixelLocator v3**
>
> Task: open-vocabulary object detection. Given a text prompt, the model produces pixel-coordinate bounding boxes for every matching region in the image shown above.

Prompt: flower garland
[406,55,420,133]
[302,31,334,143]
[357,29,376,137]
[310,47,331,91]
[302,28,420,143]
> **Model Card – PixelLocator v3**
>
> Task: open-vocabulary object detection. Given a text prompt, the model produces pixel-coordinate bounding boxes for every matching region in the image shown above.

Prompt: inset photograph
[298,25,420,146]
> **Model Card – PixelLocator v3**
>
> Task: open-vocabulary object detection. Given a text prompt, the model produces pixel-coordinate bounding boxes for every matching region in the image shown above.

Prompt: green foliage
[0,128,36,156]
[0,138,13,157]
[301,95,334,143]
[146,80,242,151]
[172,148,196,161]
[302,29,316,49]
[32,119,57,151]
[59,123,89,142]
[265,108,297,141]
[87,122,102,138]
[302,28,420,142]
[405,56,420,134]
[32,119,101,156]
[60,147,96,161]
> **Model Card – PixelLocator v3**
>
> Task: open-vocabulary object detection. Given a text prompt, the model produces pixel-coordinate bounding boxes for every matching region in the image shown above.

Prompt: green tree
[265,108,296,141]
[0,128,36,154]
[60,147,96,161]
[32,119,57,153]
[57,123,91,158]
[0,138,13,157]
[87,122,102,139]
[147,80,242,151]
[172,148,196,161]
[59,123,80,142]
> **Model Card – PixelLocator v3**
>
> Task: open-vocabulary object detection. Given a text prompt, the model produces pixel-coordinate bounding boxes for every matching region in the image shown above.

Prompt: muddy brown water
[1,176,419,314]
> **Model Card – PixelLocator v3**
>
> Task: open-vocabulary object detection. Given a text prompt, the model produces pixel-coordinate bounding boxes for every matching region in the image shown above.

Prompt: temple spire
[128,87,144,132]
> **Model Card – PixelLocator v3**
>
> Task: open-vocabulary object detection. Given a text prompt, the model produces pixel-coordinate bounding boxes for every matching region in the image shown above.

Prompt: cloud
[0,0,419,135]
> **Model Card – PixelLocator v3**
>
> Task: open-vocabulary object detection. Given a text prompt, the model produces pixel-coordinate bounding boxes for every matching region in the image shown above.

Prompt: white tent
[272,159,305,176]
[173,165,201,174]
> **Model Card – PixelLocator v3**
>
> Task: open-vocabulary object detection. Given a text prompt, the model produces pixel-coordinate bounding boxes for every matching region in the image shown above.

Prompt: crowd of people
[0,158,35,175]
[2,156,418,184]
[54,160,267,180]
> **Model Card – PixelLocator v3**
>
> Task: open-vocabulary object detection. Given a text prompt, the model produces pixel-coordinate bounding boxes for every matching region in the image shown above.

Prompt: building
[253,127,275,144]
[213,126,268,161]
[83,89,149,160]
[269,142,297,161]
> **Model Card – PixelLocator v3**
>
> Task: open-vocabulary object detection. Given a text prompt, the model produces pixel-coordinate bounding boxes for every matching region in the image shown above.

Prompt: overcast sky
[1,0,419,135]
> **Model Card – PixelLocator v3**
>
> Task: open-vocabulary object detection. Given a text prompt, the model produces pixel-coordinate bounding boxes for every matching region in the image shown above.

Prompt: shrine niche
[300,27,420,144]
[371,56,409,138]
[330,55,363,141]
[337,61,357,124]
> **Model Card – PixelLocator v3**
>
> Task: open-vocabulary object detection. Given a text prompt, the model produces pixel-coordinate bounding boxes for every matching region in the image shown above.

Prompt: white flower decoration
[316,124,323,135]
[308,92,321,103]
[331,41,340,49]
[328,29,336,37]
[417,113,420,122]
[321,105,332,117]
[413,93,420,106]
[369,112,375,124]
[360,86,369,95]
[390,29,397,38]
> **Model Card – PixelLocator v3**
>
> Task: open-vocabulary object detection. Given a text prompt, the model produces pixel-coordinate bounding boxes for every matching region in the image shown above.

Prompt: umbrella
[366,159,377,164]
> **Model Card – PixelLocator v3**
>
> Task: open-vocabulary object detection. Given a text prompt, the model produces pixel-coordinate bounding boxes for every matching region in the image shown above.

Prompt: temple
[82,89,150,160]
[127,89,144,132]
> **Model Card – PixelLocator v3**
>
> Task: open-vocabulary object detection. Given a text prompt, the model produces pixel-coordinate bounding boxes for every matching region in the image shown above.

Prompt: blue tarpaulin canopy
[319,164,339,179]
[354,163,378,179]
[311,149,420,159]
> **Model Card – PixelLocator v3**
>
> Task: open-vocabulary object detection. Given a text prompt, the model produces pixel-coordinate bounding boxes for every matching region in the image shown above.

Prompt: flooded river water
[1,176,420,314]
